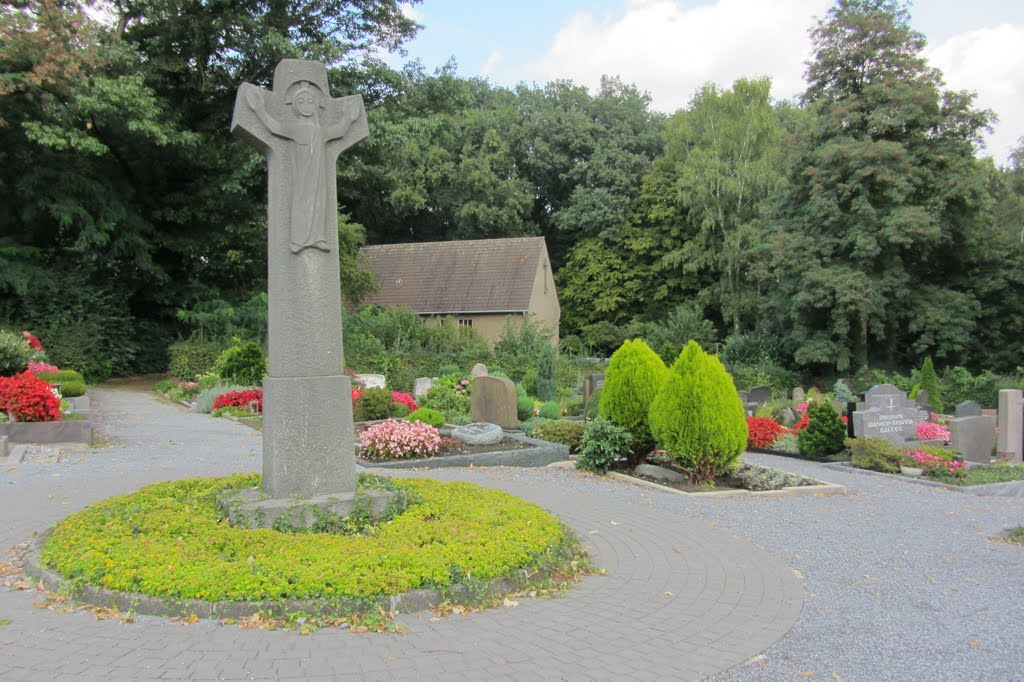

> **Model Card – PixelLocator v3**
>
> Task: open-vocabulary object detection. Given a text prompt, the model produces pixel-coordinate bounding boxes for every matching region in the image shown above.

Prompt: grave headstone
[915,389,929,407]
[748,386,772,405]
[997,389,1023,462]
[851,384,925,445]
[225,59,394,528]
[792,387,806,403]
[955,400,983,418]
[950,415,996,464]
[413,377,437,398]
[470,375,518,429]
[470,363,489,378]
[355,373,386,389]
[452,422,504,446]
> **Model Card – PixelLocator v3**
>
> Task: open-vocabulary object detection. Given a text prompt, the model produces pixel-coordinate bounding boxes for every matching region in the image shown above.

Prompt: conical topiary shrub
[536,342,557,402]
[598,339,668,465]
[797,402,846,458]
[919,356,943,413]
[649,341,747,484]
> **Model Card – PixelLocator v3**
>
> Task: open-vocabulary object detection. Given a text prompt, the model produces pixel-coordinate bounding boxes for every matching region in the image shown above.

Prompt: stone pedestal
[997,389,1023,462]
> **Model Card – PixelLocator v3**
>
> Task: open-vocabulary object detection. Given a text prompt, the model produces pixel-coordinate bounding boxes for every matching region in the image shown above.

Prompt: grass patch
[40,475,584,605]
[1007,527,1024,545]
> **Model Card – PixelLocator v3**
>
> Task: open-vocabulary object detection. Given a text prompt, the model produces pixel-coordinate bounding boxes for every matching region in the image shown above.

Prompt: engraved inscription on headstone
[852,384,925,445]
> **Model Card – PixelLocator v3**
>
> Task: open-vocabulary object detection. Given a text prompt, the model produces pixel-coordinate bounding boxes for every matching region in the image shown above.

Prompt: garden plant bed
[27,474,591,626]
[362,432,569,469]
[746,445,850,463]
[828,461,1024,497]
[608,460,846,498]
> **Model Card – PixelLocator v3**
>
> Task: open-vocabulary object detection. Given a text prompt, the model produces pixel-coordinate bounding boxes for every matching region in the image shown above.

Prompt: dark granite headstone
[955,400,983,418]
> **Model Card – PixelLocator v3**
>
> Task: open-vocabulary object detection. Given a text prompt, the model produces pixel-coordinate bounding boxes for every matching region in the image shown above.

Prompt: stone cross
[230,59,368,502]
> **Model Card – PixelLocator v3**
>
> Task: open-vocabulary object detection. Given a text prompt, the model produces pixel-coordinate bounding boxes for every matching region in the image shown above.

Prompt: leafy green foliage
[420,374,470,417]
[831,379,857,403]
[599,339,666,464]
[538,401,563,420]
[192,384,252,414]
[40,475,573,602]
[919,356,943,412]
[576,418,633,474]
[848,437,902,473]
[529,420,586,453]
[536,343,557,402]
[168,341,225,382]
[797,403,847,458]
[407,407,445,428]
[0,330,32,376]
[517,395,535,421]
[583,386,602,420]
[354,387,393,421]
[649,341,748,484]
[214,340,266,385]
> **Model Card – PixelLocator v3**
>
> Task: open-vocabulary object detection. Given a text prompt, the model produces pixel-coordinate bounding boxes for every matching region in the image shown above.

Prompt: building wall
[527,248,561,347]
[423,313,523,344]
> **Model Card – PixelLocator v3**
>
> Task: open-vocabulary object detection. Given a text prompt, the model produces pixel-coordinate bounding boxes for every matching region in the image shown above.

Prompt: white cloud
[526,0,830,111]
[481,50,504,76]
[400,2,423,22]
[927,24,1024,164]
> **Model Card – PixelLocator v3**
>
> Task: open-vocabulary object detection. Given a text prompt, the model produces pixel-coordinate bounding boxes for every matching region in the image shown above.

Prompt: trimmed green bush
[214,340,266,384]
[583,386,602,420]
[407,408,446,428]
[576,418,633,474]
[0,329,33,377]
[389,402,410,419]
[529,420,586,453]
[919,356,943,413]
[168,340,225,381]
[649,341,747,485]
[57,380,86,398]
[354,387,393,421]
[598,339,667,465]
[538,401,562,419]
[848,437,902,473]
[517,395,535,421]
[536,343,557,402]
[797,402,846,458]
[35,369,85,385]
[39,475,576,603]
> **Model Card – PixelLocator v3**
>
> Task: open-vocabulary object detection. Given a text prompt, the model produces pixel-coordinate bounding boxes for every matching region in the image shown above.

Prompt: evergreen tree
[536,342,557,402]
[649,341,747,484]
[797,402,847,458]
[768,0,993,373]
[919,356,943,413]
[598,339,667,465]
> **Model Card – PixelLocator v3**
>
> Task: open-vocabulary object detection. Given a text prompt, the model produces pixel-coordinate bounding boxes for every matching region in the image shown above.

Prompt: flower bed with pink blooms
[358,419,442,461]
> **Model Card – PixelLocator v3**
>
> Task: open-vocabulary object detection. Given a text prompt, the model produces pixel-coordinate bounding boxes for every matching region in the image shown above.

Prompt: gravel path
[2,385,1023,680]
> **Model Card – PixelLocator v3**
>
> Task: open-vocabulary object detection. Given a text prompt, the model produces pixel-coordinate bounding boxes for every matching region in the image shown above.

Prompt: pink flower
[916,422,950,442]
[797,402,809,414]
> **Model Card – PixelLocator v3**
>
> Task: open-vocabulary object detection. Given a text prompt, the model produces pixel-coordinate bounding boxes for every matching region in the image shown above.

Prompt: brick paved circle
[0,388,802,681]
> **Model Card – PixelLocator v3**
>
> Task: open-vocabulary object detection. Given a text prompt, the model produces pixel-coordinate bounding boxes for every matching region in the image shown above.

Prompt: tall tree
[769,0,993,372]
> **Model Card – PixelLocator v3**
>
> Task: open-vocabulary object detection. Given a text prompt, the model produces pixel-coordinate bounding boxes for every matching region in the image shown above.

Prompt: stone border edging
[607,471,846,498]
[822,461,1024,497]
[0,421,93,444]
[364,432,570,469]
[22,526,559,621]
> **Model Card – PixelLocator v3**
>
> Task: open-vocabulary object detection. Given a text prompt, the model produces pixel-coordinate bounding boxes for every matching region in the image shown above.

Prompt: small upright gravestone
[950,415,996,463]
[955,400,983,418]
[997,389,1023,462]
[355,374,386,389]
[225,59,395,528]
[413,377,437,398]
[852,384,925,446]
[470,363,489,378]
[583,373,605,406]
[470,375,518,429]
[792,387,806,403]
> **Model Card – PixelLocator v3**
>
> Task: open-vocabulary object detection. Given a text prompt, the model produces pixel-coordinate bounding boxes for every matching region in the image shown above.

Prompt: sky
[386,0,1024,164]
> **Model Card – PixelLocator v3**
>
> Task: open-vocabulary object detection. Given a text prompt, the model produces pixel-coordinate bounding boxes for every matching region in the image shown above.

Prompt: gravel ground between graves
[1,384,1022,680]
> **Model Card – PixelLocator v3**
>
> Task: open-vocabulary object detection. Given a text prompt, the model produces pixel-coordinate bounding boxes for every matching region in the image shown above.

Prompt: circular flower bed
[39,475,575,603]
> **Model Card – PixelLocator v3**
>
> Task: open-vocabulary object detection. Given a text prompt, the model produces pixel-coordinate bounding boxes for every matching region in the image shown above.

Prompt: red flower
[213,389,263,413]
[746,416,787,448]
[0,372,62,422]
[791,413,810,433]
[391,391,419,413]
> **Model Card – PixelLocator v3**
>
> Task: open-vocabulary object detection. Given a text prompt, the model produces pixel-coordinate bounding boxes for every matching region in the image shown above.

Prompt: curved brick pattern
[0,386,800,681]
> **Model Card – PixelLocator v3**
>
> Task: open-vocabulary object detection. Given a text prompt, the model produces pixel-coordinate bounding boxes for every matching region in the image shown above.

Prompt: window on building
[457,318,473,327]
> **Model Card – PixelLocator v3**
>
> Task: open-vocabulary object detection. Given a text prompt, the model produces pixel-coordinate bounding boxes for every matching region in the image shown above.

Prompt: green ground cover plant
[848,437,902,473]
[40,475,583,605]
[927,463,1024,487]
[529,420,586,453]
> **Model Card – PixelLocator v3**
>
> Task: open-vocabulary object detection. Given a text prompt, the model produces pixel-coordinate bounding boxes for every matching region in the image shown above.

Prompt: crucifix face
[293,88,318,118]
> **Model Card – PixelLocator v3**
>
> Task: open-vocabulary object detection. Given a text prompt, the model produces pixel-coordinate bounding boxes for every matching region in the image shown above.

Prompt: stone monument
[852,384,924,446]
[997,389,1023,462]
[470,375,518,429]
[226,59,390,528]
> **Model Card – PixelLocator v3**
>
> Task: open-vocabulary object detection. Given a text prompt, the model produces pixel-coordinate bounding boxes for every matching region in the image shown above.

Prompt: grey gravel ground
[2,384,1023,680]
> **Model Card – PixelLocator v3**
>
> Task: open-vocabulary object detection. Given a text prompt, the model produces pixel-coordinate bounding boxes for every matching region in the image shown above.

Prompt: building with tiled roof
[358,237,560,345]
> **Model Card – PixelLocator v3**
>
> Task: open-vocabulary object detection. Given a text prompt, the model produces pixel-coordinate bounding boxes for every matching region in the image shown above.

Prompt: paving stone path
[1,386,801,681]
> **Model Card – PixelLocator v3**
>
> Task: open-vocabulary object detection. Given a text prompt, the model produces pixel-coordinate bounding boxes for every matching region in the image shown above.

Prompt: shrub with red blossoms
[916,421,950,442]
[213,389,263,412]
[391,391,418,413]
[0,372,62,422]
[746,417,787,448]
[351,387,363,402]
[28,360,60,374]
[792,413,810,433]
[359,418,441,461]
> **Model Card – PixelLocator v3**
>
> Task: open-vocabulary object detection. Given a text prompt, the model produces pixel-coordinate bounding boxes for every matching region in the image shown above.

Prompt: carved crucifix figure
[229,60,368,506]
